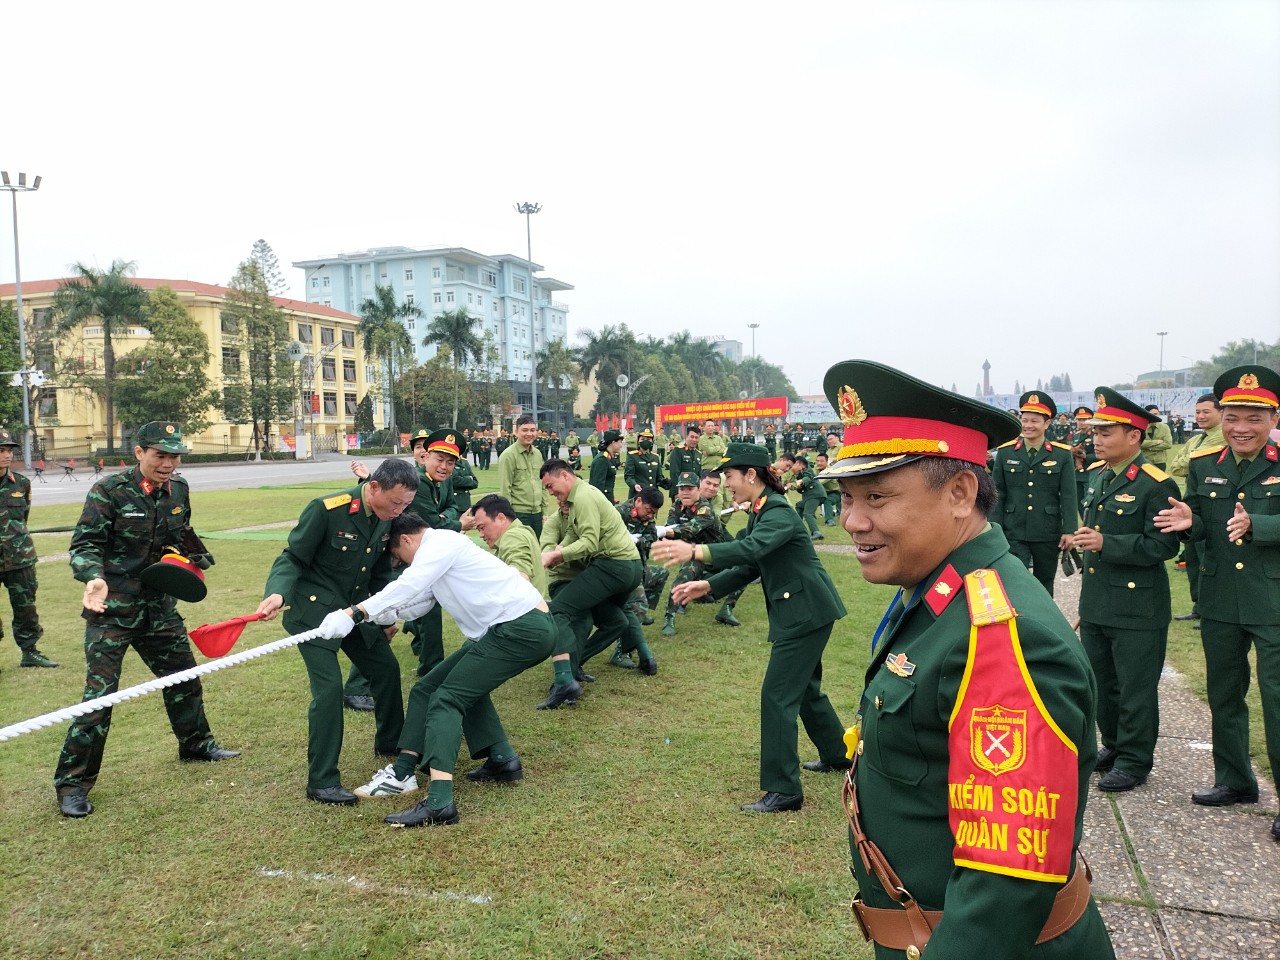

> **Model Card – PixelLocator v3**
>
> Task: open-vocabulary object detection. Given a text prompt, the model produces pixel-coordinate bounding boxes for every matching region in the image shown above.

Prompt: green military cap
[1089,387,1157,429]
[1215,365,1280,409]
[423,428,463,458]
[1072,406,1094,420]
[1018,391,1057,419]
[719,442,771,471]
[601,429,622,446]
[408,427,432,450]
[818,360,1019,479]
[675,470,701,487]
[0,427,19,448]
[135,421,189,454]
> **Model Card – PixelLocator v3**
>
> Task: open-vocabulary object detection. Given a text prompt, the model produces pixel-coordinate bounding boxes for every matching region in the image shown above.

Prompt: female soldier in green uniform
[663,443,848,813]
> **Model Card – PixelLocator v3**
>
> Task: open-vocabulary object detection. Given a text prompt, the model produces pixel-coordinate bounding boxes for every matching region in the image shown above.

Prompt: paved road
[26,455,397,508]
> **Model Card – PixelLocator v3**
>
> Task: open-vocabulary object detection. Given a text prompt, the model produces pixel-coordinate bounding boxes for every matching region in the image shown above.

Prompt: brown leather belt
[842,763,1093,953]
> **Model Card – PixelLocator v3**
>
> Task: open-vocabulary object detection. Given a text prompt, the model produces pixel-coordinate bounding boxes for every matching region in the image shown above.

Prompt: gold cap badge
[445,434,456,445]
[165,424,175,434]
[1028,393,1039,404]
[1096,393,1106,407]
[1240,373,1260,389]
[837,385,867,427]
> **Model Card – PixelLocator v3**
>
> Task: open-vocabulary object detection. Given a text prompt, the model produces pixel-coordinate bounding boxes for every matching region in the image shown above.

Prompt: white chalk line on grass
[256,866,493,904]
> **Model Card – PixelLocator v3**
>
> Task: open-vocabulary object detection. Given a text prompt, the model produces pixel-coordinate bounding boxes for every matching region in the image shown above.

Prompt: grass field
[0,461,1267,958]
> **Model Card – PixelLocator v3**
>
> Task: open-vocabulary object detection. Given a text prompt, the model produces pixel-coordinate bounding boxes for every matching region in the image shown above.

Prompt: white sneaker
[354,764,418,798]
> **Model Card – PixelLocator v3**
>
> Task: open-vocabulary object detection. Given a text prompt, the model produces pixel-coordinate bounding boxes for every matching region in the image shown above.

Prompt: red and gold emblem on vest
[970,704,1027,776]
[1240,373,1260,390]
[837,385,867,427]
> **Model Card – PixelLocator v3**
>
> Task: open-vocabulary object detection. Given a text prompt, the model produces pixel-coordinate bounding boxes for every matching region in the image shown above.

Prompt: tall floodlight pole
[2,171,42,470]
[514,202,541,423]
[1156,331,1168,388]
[748,322,759,359]
[747,322,761,429]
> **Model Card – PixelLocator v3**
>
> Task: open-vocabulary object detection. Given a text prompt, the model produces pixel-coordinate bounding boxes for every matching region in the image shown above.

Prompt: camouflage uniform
[616,497,670,622]
[0,459,44,658]
[663,491,745,631]
[54,430,226,801]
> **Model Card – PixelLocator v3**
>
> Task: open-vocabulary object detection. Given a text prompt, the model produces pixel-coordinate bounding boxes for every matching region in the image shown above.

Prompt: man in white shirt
[314,510,556,827]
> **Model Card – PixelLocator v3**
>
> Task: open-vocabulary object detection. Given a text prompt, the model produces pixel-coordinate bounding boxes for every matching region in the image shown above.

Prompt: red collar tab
[1267,446,1278,462]
[1013,439,1023,450]
[630,506,639,519]
[753,495,767,513]
[1125,463,1140,481]
[1218,448,1230,464]
[1043,441,1054,451]
[925,564,963,617]
[140,477,152,495]
[349,498,362,514]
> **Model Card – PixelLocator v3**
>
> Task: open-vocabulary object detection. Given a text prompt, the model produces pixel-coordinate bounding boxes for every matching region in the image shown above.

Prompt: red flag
[189,612,272,658]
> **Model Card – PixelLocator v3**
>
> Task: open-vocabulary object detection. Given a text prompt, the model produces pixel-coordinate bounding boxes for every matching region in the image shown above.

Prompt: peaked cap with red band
[139,552,207,603]
[1018,390,1057,419]
[1087,387,1155,431]
[1215,365,1280,410]
[423,428,463,458]
[817,360,1019,479]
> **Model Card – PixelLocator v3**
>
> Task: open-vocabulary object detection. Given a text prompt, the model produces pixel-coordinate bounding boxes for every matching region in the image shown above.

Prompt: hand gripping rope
[0,627,323,744]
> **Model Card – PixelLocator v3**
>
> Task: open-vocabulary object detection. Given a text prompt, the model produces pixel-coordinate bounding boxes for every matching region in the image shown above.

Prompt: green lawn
[0,462,1267,959]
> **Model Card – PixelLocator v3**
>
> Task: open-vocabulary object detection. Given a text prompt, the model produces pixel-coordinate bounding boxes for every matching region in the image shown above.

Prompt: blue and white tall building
[292,246,573,415]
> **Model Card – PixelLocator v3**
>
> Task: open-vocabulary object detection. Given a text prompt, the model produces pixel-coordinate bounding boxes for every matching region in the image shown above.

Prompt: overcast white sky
[3,0,1277,397]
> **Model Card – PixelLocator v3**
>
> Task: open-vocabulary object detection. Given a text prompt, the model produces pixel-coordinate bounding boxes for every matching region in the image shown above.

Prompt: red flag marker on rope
[189,608,287,658]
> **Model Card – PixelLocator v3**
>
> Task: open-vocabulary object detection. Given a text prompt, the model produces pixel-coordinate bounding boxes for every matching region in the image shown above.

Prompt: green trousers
[1200,618,1280,794]
[1007,538,1059,596]
[515,512,543,540]
[761,623,846,797]
[823,491,841,524]
[1184,540,1204,611]
[344,604,443,697]
[547,557,642,666]
[297,629,403,789]
[1080,621,1167,778]
[401,609,557,772]
[795,497,822,536]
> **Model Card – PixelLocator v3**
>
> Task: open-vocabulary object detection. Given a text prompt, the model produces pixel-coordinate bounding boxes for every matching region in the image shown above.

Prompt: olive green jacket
[703,490,845,641]
[494,518,548,596]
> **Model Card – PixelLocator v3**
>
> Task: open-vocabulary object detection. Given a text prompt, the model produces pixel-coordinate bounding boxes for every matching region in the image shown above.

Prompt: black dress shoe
[343,695,376,712]
[466,756,524,783]
[1272,815,1280,842]
[573,666,596,684]
[385,800,460,827]
[638,657,658,676]
[306,785,358,805]
[1191,783,1259,806]
[179,744,241,762]
[1094,746,1117,772]
[1098,769,1145,792]
[536,680,582,710]
[741,792,803,813]
[1173,612,1201,621]
[803,759,853,773]
[58,792,93,818]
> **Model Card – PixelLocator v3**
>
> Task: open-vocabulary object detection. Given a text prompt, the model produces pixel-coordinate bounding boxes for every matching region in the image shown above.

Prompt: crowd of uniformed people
[5,358,1279,958]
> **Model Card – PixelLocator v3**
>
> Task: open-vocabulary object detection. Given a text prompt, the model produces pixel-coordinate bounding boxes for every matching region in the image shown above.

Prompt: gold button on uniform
[309,595,317,601]
[1027,481,1034,487]
[783,591,791,599]
[366,547,372,554]
[1239,492,1246,500]
[907,947,921,960]
[1127,582,1136,589]
[1088,567,1095,574]
[1236,562,1245,570]
[857,740,865,756]
[1236,539,1244,546]
[1210,492,1217,498]
[341,546,347,552]
[874,696,882,709]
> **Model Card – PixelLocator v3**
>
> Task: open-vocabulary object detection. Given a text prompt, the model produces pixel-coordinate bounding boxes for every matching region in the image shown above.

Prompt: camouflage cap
[0,427,19,449]
[676,470,700,487]
[136,421,189,454]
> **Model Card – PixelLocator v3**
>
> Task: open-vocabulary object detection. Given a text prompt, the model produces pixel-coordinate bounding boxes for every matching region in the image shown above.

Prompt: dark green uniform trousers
[515,512,543,540]
[298,629,403,789]
[1200,618,1280,794]
[796,497,822,535]
[762,623,846,797]
[344,605,444,697]
[548,557,641,667]
[1184,540,1204,613]
[399,609,557,771]
[1007,538,1060,596]
[1080,621,1167,778]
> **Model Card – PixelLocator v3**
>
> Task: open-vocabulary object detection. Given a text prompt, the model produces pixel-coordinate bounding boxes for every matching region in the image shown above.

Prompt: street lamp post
[1156,331,1168,389]
[747,323,761,430]
[2,170,41,470]
[514,202,541,424]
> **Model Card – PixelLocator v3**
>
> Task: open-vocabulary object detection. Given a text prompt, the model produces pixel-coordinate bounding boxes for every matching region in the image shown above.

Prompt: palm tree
[53,259,150,452]
[423,308,484,427]
[576,324,636,411]
[359,285,421,449]
[535,339,581,430]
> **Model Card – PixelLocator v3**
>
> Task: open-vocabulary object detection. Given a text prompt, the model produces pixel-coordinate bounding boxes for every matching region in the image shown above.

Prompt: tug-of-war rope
[0,627,322,743]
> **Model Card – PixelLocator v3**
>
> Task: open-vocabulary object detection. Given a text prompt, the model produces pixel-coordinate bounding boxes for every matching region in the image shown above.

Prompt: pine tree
[249,239,289,297]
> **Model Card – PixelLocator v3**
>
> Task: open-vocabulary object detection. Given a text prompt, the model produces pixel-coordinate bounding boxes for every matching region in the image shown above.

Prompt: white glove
[370,607,400,626]
[630,532,643,544]
[316,609,355,640]
[654,525,669,538]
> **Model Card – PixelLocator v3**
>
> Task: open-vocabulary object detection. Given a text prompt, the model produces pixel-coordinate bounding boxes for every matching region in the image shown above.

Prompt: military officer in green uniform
[257,458,419,805]
[1156,366,1280,842]
[623,428,663,495]
[498,415,548,538]
[451,453,478,512]
[660,470,743,636]
[495,427,512,457]
[564,429,579,452]
[0,427,56,669]
[991,391,1079,596]
[548,430,561,460]
[477,430,494,470]
[1168,393,1224,624]
[607,488,664,670]
[817,360,1114,958]
[589,429,624,503]
[663,445,847,814]
[666,426,702,505]
[1073,388,1180,792]
[763,424,777,459]
[697,419,731,515]
[54,421,239,819]
[1069,406,1097,507]
[790,454,826,540]
[1141,405,1173,469]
